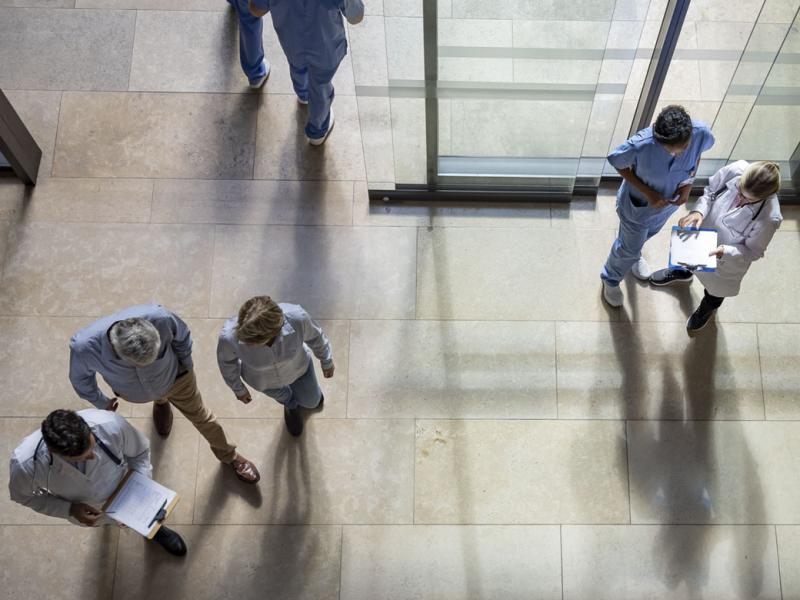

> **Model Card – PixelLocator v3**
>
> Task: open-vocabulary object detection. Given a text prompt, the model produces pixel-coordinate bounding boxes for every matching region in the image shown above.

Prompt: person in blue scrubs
[238,0,364,145]
[600,105,715,308]
[228,0,271,89]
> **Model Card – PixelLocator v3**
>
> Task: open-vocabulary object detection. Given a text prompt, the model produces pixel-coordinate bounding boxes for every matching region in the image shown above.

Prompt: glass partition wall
[352,0,800,200]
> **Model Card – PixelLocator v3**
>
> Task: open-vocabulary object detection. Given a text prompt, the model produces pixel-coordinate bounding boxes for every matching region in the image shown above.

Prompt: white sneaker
[602,281,624,308]
[307,108,335,146]
[631,257,652,281]
[248,61,270,90]
[297,96,309,106]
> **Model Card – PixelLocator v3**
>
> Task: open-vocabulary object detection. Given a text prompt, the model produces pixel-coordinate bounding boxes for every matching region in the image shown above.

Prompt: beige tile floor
[1,3,799,600]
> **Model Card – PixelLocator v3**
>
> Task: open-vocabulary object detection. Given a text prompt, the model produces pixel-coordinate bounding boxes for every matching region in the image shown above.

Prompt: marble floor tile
[0,8,134,91]
[53,92,258,179]
[151,179,353,226]
[562,525,781,600]
[628,420,800,524]
[129,10,249,93]
[778,526,800,600]
[0,222,214,317]
[3,90,62,178]
[415,227,617,321]
[556,321,764,420]
[114,525,341,600]
[353,181,552,227]
[388,98,426,185]
[193,419,414,525]
[341,525,562,600]
[550,186,619,230]
[415,419,629,524]
[128,418,199,525]
[0,178,152,223]
[757,324,800,420]
[385,17,424,81]
[0,525,118,599]
[209,225,417,320]
[253,94,366,181]
[0,317,109,417]
[1,0,75,6]
[348,15,389,87]
[716,232,800,324]
[356,96,396,184]
[78,0,221,7]
[448,99,593,158]
[128,319,350,419]
[347,320,556,418]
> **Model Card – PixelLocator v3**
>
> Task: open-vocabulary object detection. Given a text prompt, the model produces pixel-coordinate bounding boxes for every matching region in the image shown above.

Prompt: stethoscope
[711,178,767,222]
[30,430,123,497]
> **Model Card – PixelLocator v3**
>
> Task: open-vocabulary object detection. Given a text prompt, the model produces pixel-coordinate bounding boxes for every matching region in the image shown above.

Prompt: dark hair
[41,410,91,457]
[653,105,693,145]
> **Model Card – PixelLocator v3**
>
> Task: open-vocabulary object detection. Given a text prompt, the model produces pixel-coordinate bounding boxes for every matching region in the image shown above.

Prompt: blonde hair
[740,161,780,199]
[236,296,284,344]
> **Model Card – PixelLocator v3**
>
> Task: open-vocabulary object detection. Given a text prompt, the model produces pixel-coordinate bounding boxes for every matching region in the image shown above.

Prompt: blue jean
[601,187,677,286]
[262,359,322,410]
[289,62,337,139]
[229,0,268,85]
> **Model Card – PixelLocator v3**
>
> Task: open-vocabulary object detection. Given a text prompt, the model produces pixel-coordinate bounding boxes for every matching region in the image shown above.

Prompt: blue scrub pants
[601,187,677,286]
[289,62,337,139]
[262,358,323,410]
[229,0,268,86]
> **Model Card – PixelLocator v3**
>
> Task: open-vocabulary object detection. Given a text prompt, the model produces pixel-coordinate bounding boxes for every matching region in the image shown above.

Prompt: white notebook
[103,471,179,538]
[669,226,718,272]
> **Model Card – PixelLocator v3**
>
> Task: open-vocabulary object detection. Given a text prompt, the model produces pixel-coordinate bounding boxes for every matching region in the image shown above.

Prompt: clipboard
[668,226,718,273]
[102,471,180,539]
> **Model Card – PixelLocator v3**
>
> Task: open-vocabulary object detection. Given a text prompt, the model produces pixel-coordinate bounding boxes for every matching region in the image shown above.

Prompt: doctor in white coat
[8,408,187,555]
[651,160,783,333]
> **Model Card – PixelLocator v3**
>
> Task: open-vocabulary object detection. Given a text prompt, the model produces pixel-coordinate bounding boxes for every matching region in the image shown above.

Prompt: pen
[147,498,168,528]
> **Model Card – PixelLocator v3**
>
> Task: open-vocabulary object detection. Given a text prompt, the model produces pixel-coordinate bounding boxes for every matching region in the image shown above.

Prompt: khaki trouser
[155,370,237,463]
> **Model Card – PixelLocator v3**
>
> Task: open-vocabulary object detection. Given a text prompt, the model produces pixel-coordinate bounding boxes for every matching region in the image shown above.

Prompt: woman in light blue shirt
[217,296,335,437]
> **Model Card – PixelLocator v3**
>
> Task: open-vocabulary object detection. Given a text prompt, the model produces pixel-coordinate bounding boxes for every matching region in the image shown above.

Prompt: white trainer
[602,281,624,308]
[248,60,271,90]
[307,109,335,146]
[631,256,652,281]
[297,96,309,106]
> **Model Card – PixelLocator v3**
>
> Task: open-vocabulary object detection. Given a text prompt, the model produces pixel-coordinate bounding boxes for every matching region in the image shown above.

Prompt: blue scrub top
[607,120,715,201]
[253,0,364,70]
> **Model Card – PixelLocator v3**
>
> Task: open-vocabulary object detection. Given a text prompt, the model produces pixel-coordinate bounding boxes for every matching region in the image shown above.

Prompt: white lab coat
[689,160,783,298]
[8,409,152,525]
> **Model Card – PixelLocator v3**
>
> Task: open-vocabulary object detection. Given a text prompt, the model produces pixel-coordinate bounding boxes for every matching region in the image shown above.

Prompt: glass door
[350,0,800,199]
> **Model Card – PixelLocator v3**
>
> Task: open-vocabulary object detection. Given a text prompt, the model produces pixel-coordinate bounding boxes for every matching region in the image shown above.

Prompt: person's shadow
[616,317,769,598]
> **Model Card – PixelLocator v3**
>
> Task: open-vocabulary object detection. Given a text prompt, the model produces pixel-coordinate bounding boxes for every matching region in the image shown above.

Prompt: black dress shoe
[152,402,173,437]
[284,406,303,437]
[649,268,693,287]
[153,526,187,556]
[686,307,716,333]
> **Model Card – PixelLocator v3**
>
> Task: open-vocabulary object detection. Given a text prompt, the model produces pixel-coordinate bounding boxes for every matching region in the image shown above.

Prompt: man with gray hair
[69,304,260,484]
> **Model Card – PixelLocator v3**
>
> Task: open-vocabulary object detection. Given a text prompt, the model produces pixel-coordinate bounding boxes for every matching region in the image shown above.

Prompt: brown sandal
[231,455,260,484]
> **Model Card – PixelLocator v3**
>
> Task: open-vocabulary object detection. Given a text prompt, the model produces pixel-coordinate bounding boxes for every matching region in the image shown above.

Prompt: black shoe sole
[650,276,693,287]
[686,310,716,334]
[284,408,303,437]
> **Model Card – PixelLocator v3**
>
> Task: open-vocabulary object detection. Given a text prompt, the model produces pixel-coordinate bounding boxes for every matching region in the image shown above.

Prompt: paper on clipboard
[103,471,179,538]
[669,226,718,272]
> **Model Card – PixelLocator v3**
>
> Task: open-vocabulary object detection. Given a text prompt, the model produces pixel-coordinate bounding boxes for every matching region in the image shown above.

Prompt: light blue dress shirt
[252,0,364,70]
[217,303,332,395]
[69,305,194,409]
[607,120,715,204]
